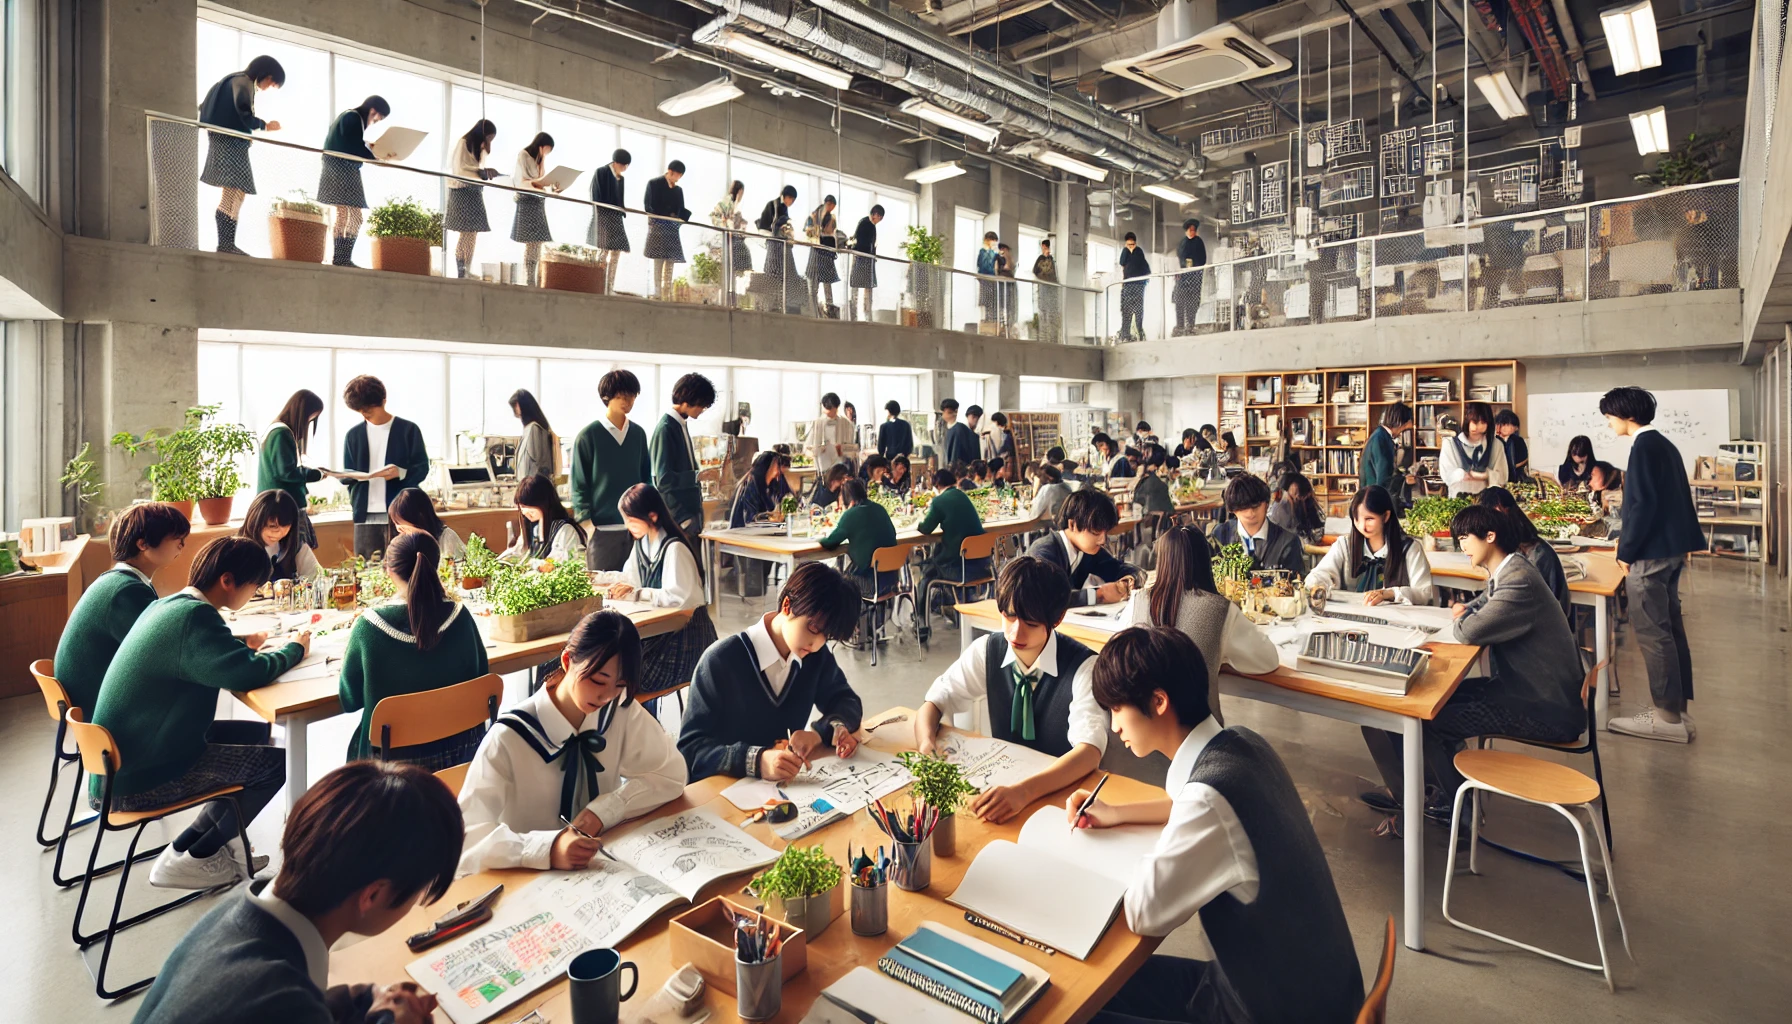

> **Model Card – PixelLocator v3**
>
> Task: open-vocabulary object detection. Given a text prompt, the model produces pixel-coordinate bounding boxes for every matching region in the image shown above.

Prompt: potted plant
[1401,496,1474,551]
[896,751,977,857]
[484,555,601,641]
[749,844,844,937]
[367,196,440,275]
[59,442,105,534]
[269,190,329,263]
[690,249,723,305]
[900,225,945,329]
[1211,542,1253,604]
[542,243,606,294]
[458,533,502,590]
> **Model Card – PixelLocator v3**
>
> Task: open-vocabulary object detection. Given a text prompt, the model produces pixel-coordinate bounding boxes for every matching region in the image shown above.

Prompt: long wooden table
[333,707,1162,1024]
[955,599,1479,953]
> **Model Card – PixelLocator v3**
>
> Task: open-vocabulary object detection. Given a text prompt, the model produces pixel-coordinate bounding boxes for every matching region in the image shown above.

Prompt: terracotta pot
[165,500,195,521]
[268,210,328,263]
[458,576,486,591]
[197,496,236,526]
[541,257,605,294]
[371,235,431,275]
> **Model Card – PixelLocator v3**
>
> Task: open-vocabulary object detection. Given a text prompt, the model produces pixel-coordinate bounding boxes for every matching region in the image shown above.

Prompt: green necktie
[1009,664,1037,742]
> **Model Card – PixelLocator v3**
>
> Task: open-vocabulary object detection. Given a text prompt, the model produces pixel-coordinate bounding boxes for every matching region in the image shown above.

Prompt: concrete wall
[1523,347,1759,439]
[79,320,199,501]
[0,173,61,319]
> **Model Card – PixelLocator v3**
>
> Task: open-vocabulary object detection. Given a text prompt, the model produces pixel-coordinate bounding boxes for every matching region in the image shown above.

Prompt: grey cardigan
[1454,554,1587,736]
[515,422,556,481]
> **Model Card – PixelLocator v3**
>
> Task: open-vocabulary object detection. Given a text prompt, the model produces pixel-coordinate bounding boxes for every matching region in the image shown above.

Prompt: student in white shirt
[389,487,466,563]
[458,610,687,875]
[606,483,718,710]
[444,119,498,278]
[1439,401,1508,496]
[502,474,587,564]
[1306,484,1434,606]
[915,557,1106,824]
[510,132,559,287]
[808,391,855,469]
[239,490,321,582]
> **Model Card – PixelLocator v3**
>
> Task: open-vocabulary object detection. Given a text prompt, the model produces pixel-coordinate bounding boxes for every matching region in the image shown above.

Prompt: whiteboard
[1526,390,1733,478]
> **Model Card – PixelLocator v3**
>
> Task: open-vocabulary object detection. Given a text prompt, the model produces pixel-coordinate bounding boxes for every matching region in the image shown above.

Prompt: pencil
[1069,773,1110,831]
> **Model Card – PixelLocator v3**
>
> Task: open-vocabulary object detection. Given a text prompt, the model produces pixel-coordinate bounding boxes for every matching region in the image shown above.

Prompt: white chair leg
[1555,803,1614,991]
[1588,801,1632,962]
[1441,782,1472,925]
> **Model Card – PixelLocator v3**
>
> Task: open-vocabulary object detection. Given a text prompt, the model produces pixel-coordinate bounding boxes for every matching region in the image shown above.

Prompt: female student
[1029,462,1071,521]
[1269,471,1326,545]
[389,487,467,562]
[711,179,753,279]
[1440,401,1509,496]
[445,119,498,278]
[55,503,191,719]
[607,484,718,699]
[459,610,686,873]
[1559,434,1597,491]
[1306,484,1434,606]
[1215,430,1243,467]
[887,455,912,494]
[804,196,841,316]
[808,462,853,510]
[238,490,321,581]
[503,473,587,563]
[729,450,788,527]
[644,160,691,301]
[198,55,284,255]
[589,148,631,294]
[91,537,309,889]
[336,532,489,767]
[1478,486,1571,619]
[317,94,390,267]
[255,389,329,550]
[818,478,899,601]
[509,388,557,482]
[511,132,558,287]
[849,204,882,321]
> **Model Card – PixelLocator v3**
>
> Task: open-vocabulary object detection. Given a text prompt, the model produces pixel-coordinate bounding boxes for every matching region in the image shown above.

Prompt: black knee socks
[332,236,358,267]
[215,210,244,255]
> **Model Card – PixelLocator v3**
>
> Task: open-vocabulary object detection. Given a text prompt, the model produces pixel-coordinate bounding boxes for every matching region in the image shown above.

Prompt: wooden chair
[30,660,132,889]
[920,533,1000,642]
[65,711,253,999]
[857,546,914,667]
[634,681,690,714]
[368,673,504,763]
[1475,656,1613,855]
[1354,914,1397,1024]
[433,763,470,797]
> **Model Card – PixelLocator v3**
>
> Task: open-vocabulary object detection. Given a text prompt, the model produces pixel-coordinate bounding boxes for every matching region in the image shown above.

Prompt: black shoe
[1359,789,1399,814]
[1423,800,1457,826]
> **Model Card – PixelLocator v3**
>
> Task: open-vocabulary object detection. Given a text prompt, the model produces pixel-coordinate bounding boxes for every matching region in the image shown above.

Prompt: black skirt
[637,605,718,694]
[589,207,629,251]
[444,186,490,233]
[644,219,685,261]
[511,194,553,243]
[808,247,840,284]
[201,132,256,194]
[850,253,878,289]
[316,155,367,208]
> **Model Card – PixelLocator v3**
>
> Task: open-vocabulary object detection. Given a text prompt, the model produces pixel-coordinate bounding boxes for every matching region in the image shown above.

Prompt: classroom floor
[5,557,1789,1022]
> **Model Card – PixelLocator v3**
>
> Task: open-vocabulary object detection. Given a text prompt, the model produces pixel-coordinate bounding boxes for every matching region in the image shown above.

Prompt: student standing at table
[198,56,284,256]
[589,148,631,294]
[712,179,753,280]
[650,372,714,537]
[1440,401,1508,497]
[679,562,864,781]
[1172,219,1207,336]
[940,398,978,470]
[607,485,718,708]
[341,375,430,558]
[1478,486,1570,620]
[818,478,899,604]
[982,410,1016,464]
[1269,471,1326,547]
[1132,447,1176,520]
[389,487,466,563]
[572,369,654,571]
[1026,489,1146,607]
[510,132,558,288]
[808,391,855,471]
[644,160,691,301]
[459,610,686,875]
[1072,627,1365,1024]
[317,94,390,267]
[337,532,490,768]
[878,400,913,460]
[508,388,558,483]
[1494,409,1530,480]
[256,388,330,552]
[1118,231,1151,341]
[1559,434,1598,491]
[239,490,320,582]
[1210,474,1303,579]
[912,467,989,641]
[915,557,1105,823]
[1306,485,1434,606]
[54,503,190,720]
[1602,385,1706,743]
[445,119,498,279]
[1360,401,1415,498]
[502,474,587,564]
[92,538,309,890]
[849,204,883,321]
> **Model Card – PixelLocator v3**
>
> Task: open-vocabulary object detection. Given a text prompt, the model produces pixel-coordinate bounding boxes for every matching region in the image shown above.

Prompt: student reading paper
[1024,488,1146,607]
[915,557,1105,824]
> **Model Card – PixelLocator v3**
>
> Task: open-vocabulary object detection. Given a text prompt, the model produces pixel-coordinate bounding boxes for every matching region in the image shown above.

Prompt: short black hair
[274,761,461,917]
[1449,504,1515,553]
[780,184,798,199]
[599,369,641,403]
[110,502,192,562]
[1037,463,1062,483]
[862,454,890,476]
[983,231,998,242]
[612,148,632,165]
[988,457,1003,473]
[1382,402,1413,428]
[342,374,386,412]
[885,400,901,416]
[1136,420,1152,432]
[188,536,273,590]
[995,556,1071,626]
[932,468,957,488]
[839,477,869,507]
[667,159,686,174]
[778,562,862,640]
[1477,486,1541,547]
[821,392,841,410]
[1493,409,1520,429]
[1183,218,1199,231]
[1124,231,1137,242]
[1222,474,1272,511]
[1598,386,1656,425]
[1279,471,1313,497]
[970,459,989,478]
[870,204,885,216]
[1092,626,1211,727]
[1046,445,1065,462]
[245,55,286,86]
[1144,447,1167,470]
[940,398,959,412]
[991,411,1008,427]
[1058,488,1119,532]
[671,372,716,408]
[965,405,983,419]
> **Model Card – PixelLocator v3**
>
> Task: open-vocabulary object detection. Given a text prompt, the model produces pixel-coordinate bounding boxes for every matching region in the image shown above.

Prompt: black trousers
[1120,281,1147,339]
[1362,676,1581,799]
[1628,556,1694,712]
[353,521,394,558]
[1090,954,1248,1024]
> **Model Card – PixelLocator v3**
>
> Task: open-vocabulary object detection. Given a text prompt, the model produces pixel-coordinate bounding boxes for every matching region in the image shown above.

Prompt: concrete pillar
[1054,180,1088,341]
[995,373,1022,413]
[920,368,954,456]
[81,321,199,504]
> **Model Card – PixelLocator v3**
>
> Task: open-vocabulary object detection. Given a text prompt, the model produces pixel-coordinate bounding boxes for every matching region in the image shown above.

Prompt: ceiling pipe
[1546,0,1596,100]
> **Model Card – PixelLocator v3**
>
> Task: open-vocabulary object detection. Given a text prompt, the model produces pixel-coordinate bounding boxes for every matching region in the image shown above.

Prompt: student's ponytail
[385,531,448,651]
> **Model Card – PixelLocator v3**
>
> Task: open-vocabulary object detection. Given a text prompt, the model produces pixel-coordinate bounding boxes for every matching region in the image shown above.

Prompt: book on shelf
[1286,374,1323,404]
[1466,383,1511,402]
[1416,376,1453,402]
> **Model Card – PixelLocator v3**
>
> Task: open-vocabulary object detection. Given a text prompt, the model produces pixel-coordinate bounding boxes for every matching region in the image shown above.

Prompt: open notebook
[804,923,1051,1024]
[947,805,1161,960]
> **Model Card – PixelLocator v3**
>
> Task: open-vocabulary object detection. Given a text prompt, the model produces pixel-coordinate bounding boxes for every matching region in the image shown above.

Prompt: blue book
[899,927,1025,997]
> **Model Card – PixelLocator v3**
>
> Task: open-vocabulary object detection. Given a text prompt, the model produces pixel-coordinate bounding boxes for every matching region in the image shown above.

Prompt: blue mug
[567,947,638,1024]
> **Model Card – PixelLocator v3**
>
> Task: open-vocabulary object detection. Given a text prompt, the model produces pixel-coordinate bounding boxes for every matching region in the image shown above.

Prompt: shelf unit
[1692,441,1768,562]
[1005,412,1066,467]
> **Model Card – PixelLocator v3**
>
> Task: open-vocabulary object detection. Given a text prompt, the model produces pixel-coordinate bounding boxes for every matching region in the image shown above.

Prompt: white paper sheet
[1061,601,1129,633]
[599,806,779,902]
[1014,805,1160,886]
[947,839,1127,960]
[537,164,583,192]
[368,126,427,161]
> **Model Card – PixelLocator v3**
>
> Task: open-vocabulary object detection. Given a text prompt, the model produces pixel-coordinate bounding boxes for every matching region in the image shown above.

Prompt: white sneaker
[1607,708,1691,744]
[223,838,271,878]
[149,846,250,890]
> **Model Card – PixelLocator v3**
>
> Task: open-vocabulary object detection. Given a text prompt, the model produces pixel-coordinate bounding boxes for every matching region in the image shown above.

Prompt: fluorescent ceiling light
[1033,148,1109,182]
[1473,70,1527,120]
[658,77,744,118]
[898,98,1001,144]
[1601,2,1662,77]
[1629,105,1670,154]
[717,29,853,90]
[905,160,966,184]
[1141,183,1195,203]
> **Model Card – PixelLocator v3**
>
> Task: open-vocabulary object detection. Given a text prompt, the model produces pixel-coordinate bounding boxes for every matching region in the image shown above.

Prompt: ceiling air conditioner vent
[1101,23,1291,98]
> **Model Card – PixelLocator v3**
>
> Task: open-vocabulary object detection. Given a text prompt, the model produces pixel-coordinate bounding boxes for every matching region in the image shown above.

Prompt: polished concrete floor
[6,557,1789,1022]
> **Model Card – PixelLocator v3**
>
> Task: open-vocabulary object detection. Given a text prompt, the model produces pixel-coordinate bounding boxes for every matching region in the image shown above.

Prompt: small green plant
[1211,542,1253,585]
[60,442,104,520]
[460,533,503,579]
[896,751,977,815]
[900,224,945,265]
[750,844,843,900]
[484,555,594,616]
[367,196,442,244]
[110,405,255,501]
[1643,129,1737,188]
[551,242,598,259]
[779,493,799,516]
[275,189,325,215]
[1402,495,1474,538]
[691,248,722,285]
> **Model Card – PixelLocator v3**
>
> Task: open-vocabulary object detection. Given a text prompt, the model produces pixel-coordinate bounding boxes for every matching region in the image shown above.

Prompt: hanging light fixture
[1629,105,1670,154]
[1032,148,1109,181]
[717,29,853,90]
[905,160,967,183]
[1141,183,1196,203]
[897,98,1001,144]
[1601,2,1662,76]
[658,78,744,117]
[1473,70,1527,120]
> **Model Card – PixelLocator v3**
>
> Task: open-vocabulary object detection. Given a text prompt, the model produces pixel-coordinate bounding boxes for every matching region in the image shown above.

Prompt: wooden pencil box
[667,896,808,996]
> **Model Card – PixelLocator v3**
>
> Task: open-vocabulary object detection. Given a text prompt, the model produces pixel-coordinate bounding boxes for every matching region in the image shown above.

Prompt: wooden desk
[955,599,1478,952]
[0,538,90,699]
[333,708,1162,1024]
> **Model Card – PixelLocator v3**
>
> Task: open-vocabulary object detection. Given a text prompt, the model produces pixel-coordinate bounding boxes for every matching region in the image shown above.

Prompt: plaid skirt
[638,605,718,694]
[730,235,753,273]
[807,248,840,284]
[444,185,490,233]
[362,724,487,772]
[644,219,685,262]
[201,133,256,194]
[512,194,553,242]
[589,207,630,251]
[103,720,280,811]
[849,253,878,289]
[316,155,367,208]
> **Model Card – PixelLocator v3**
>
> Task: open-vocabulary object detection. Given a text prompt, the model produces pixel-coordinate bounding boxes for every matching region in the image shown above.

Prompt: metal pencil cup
[892,839,932,892]
[735,952,782,1021]
[851,881,889,936]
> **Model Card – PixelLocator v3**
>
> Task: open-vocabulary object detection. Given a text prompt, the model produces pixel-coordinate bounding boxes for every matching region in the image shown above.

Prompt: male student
[133,760,462,1024]
[1603,385,1706,742]
[1172,219,1207,336]
[877,399,913,460]
[572,369,654,571]
[1209,474,1304,579]
[1440,401,1508,497]
[1361,401,1416,498]
[1072,626,1364,1024]
[808,391,855,471]
[341,375,430,557]
[1025,488,1146,607]
[650,372,715,536]
[912,467,989,641]
[1131,446,1175,519]
[1494,409,1530,480]
[679,562,865,781]
[915,557,1104,823]
[940,398,979,469]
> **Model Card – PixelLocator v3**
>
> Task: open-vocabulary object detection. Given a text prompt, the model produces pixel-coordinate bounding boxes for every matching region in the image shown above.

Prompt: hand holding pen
[551,813,604,870]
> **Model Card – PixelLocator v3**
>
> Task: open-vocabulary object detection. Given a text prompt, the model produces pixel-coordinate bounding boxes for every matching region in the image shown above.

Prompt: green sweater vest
[337,602,491,760]
[819,502,898,574]
[91,593,303,797]
[915,487,985,571]
[255,424,322,510]
[55,567,158,718]
[571,419,653,526]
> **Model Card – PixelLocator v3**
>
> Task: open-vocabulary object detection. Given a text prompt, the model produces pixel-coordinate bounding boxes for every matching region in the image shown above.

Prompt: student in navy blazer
[341,375,431,557]
[1025,489,1147,607]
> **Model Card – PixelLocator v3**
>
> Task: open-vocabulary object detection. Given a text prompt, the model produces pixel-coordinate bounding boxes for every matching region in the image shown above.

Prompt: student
[588,148,632,294]
[1132,447,1176,519]
[1091,434,1128,479]
[808,392,855,470]
[239,490,321,582]
[1361,401,1414,497]
[1172,219,1207,336]
[1172,428,1201,463]
[877,400,913,460]
[982,411,1016,464]
[711,179,754,281]
[511,132,558,287]
[1025,489,1146,607]
[940,398,979,468]
[729,450,788,527]
[1494,409,1530,480]
[198,55,284,256]
[92,538,309,889]
[1478,486,1570,620]
[913,467,989,637]
[644,160,692,300]
[1589,461,1624,514]
[458,610,686,875]
[804,196,841,316]
[1559,434,1597,491]
[1118,231,1151,341]
[976,231,1000,324]
[1200,424,1220,448]
[389,487,467,563]
[317,95,390,267]
[849,204,883,321]
[1029,462,1071,521]
[997,242,1019,327]
[1072,627,1364,1024]
[757,184,801,310]
[1215,431,1243,468]
[1440,401,1508,497]
[915,557,1105,822]
[1307,485,1434,606]
[337,532,489,767]
[960,458,988,488]
[132,760,461,1024]
[503,473,588,564]
[862,454,892,488]
[888,455,913,494]
[1602,386,1706,742]
[509,388,558,483]
[1269,471,1326,546]
[1032,238,1061,342]
[341,375,430,558]
[445,119,499,278]
[843,402,858,427]
[54,503,190,720]
[1210,474,1303,579]
[650,372,715,536]
[608,483,717,684]
[818,478,899,603]
[572,369,654,571]
[807,462,851,510]
[679,562,864,781]
[256,389,329,551]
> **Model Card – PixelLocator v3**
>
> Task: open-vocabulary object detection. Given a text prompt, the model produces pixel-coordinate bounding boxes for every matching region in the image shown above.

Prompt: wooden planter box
[371,235,431,276]
[268,206,328,263]
[488,594,602,643]
[541,254,605,294]
[669,897,807,997]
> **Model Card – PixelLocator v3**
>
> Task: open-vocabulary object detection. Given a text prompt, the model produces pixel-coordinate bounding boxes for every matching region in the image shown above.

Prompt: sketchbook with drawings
[722,746,915,839]
[406,807,778,1024]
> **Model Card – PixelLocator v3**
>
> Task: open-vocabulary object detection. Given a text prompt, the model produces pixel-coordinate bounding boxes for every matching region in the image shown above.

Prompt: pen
[1070,772,1110,831]
[785,729,813,771]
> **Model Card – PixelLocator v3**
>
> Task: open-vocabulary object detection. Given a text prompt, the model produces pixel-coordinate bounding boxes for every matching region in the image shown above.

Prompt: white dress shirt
[1305,533,1435,606]
[745,612,798,697]
[1122,589,1281,677]
[246,879,330,990]
[676,411,699,469]
[922,632,1108,754]
[448,143,485,187]
[1235,518,1272,558]
[514,150,544,190]
[1439,432,1509,496]
[501,520,585,564]
[457,686,687,875]
[364,417,394,517]
[1122,717,1260,942]
[621,531,703,610]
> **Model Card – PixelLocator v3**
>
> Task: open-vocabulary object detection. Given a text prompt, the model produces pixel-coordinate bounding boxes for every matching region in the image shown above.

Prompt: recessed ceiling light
[658,77,744,118]
[905,160,966,184]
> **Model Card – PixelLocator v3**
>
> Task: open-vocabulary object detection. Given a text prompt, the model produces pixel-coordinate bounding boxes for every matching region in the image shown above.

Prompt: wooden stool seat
[1454,749,1601,806]
[108,785,245,828]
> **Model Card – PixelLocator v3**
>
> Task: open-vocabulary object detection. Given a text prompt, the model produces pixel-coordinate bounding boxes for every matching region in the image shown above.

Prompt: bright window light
[1034,148,1109,182]
[1629,105,1670,154]
[1141,182,1195,203]
[1602,2,1662,77]
[905,160,966,184]
[718,29,853,90]
[898,98,1001,144]
[1473,70,1527,120]
[658,77,744,117]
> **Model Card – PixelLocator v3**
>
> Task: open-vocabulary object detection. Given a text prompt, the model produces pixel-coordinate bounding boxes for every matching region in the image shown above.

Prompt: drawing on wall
[1380,126,1420,198]
[1199,104,1277,150]
[1421,123,1456,175]
[1320,166,1376,207]
[1319,212,1364,242]
[1306,118,1372,163]
[1231,167,1257,224]
[1258,161,1288,219]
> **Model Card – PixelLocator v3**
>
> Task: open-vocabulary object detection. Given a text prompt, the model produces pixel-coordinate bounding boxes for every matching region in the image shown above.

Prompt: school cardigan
[853,216,877,254]
[591,164,625,207]
[877,417,914,459]
[321,109,373,160]
[336,602,491,760]
[1452,555,1585,736]
[91,592,303,797]
[649,412,704,528]
[1211,518,1305,579]
[1359,425,1400,493]
[1616,428,1707,563]
[914,485,984,572]
[571,419,652,526]
[818,501,898,575]
[643,176,690,222]
[943,421,979,467]
[1024,531,1146,607]
[55,564,157,719]
[679,633,863,781]
[256,424,322,510]
[342,417,429,521]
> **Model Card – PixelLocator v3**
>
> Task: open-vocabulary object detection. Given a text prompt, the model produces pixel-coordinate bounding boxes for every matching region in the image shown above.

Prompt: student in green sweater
[572,369,654,572]
[650,371,715,536]
[238,490,321,582]
[338,531,490,767]
[913,468,988,640]
[256,389,332,550]
[818,478,898,600]
[54,502,191,718]
[92,537,310,891]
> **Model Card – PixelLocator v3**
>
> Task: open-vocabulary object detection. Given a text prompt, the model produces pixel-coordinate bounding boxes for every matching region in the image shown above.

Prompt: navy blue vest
[982,634,1095,757]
